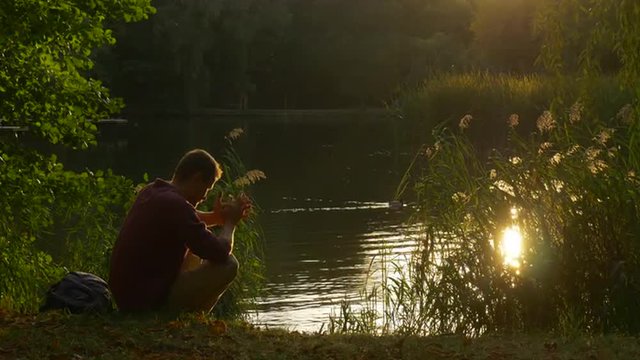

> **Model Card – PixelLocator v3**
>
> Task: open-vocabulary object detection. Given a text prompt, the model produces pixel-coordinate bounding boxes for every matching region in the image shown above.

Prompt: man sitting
[109,149,251,313]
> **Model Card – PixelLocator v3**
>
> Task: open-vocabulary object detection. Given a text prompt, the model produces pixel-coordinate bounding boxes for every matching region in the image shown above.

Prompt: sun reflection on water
[500,225,523,269]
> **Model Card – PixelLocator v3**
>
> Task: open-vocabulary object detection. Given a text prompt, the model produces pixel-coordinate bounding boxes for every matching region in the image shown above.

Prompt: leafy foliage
[537,0,640,165]
[0,0,153,147]
[105,0,292,110]
[400,73,552,147]
[327,0,640,336]
[0,145,135,311]
[103,0,475,109]
[414,101,640,334]
[0,0,268,316]
[537,0,637,80]
[0,0,152,311]
[471,0,542,72]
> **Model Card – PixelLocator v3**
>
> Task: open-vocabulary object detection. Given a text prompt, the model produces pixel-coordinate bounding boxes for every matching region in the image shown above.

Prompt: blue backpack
[40,271,113,313]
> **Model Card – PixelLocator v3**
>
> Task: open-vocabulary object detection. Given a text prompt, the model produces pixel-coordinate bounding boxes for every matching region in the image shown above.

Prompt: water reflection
[271,199,390,214]
[252,198,418,332]
[501,225,523,269]
[500,207,524,269]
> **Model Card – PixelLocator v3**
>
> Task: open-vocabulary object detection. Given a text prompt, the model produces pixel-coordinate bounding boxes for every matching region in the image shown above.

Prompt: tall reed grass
[202,128,267,320]
[330,73,640,336]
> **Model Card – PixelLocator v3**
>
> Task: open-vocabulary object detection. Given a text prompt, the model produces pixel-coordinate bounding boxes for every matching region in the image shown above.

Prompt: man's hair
[173,149,223,184]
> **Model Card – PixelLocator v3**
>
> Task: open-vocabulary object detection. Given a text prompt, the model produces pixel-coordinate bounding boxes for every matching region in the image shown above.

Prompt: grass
[330,74,640,336]
[398,73,632,152]
[204,129,267,319]
[2,311,640,359]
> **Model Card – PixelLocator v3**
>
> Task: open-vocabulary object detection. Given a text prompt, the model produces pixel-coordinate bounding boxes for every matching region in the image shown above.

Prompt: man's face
[186,173,216,207]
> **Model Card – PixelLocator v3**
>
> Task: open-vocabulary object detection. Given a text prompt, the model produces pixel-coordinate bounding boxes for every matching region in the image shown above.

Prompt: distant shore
[121,107,394,123]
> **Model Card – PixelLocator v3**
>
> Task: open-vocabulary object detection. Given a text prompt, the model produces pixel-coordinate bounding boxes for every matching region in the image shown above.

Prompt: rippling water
[251,198,419,332]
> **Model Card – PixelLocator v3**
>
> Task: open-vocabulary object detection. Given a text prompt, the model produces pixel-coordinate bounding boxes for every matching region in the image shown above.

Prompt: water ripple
[251,201,420,333]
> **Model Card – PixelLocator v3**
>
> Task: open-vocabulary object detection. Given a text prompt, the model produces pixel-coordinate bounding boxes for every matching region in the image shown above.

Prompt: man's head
[172,149,223,206]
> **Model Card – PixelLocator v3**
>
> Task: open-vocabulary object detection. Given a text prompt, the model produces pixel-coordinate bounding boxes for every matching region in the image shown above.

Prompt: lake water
[73,112,420,332]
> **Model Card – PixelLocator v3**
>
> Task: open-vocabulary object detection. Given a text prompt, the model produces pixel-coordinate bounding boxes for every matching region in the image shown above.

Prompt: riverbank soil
[1,311,639,359]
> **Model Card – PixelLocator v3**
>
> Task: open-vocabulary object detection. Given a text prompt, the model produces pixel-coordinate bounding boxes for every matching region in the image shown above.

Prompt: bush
[0,0,153,313]
[0,146,135,311]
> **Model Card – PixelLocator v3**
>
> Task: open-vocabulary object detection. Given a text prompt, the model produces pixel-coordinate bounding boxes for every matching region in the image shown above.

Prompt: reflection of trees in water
[248,120,411,204]
[87,113,409,188]
[78,113,412,207]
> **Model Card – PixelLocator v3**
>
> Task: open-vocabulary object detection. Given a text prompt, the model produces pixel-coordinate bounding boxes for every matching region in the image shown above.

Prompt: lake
[71,111,420,332]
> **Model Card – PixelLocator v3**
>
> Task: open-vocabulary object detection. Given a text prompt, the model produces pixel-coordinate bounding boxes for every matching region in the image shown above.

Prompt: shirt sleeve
[171,197,231,263]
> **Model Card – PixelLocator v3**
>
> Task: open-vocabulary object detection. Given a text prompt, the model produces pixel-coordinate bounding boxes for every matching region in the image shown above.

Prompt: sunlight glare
[500,225,523,268]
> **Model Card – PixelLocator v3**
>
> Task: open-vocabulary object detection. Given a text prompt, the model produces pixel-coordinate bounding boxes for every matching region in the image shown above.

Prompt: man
[109,149,251,313]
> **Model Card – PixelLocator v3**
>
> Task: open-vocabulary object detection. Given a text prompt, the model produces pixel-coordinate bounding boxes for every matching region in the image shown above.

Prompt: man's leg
[181,250,203,272]
[167,254,239,313]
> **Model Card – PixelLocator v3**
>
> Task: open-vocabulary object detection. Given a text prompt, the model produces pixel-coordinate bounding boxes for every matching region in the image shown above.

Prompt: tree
[151,0,224,110]
[537,0,636,82]
[471,0,543,72]
[0,0,154,147]
[0,0,153,311]
[537,0,640,162]
[106,0,291,110]
[277,0,474,107]
[103,0,476,109]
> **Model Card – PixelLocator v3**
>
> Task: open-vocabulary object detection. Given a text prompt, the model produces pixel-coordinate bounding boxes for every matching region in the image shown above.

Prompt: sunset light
[500,225,523,268]
[5,0,639,346]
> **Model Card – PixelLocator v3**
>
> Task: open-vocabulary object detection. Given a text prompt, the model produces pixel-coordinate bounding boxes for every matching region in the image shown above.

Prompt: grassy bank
[1,312,639,359]
[398,73,633,150]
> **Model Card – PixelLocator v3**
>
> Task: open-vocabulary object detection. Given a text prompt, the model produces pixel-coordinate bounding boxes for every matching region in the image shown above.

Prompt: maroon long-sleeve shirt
[109,179,230,311]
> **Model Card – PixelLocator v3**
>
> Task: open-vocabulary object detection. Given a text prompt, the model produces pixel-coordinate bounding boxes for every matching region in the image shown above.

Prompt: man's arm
[196,195,226,227]
[213,196,252,252]
[198,194,253,227]
[217,222,236,254]
[179,195,251,262]
[168,196,231,263]
[196,210,224,227]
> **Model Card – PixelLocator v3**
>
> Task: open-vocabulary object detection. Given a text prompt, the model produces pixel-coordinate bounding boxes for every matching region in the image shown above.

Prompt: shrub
[0,146,135,311]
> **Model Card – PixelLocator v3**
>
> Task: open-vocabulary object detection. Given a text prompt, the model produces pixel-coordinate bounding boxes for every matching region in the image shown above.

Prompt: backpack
[40,271,113,313]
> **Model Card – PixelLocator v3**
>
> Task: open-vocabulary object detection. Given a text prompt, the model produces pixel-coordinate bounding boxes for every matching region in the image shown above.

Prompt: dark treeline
[97,0,545,110]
